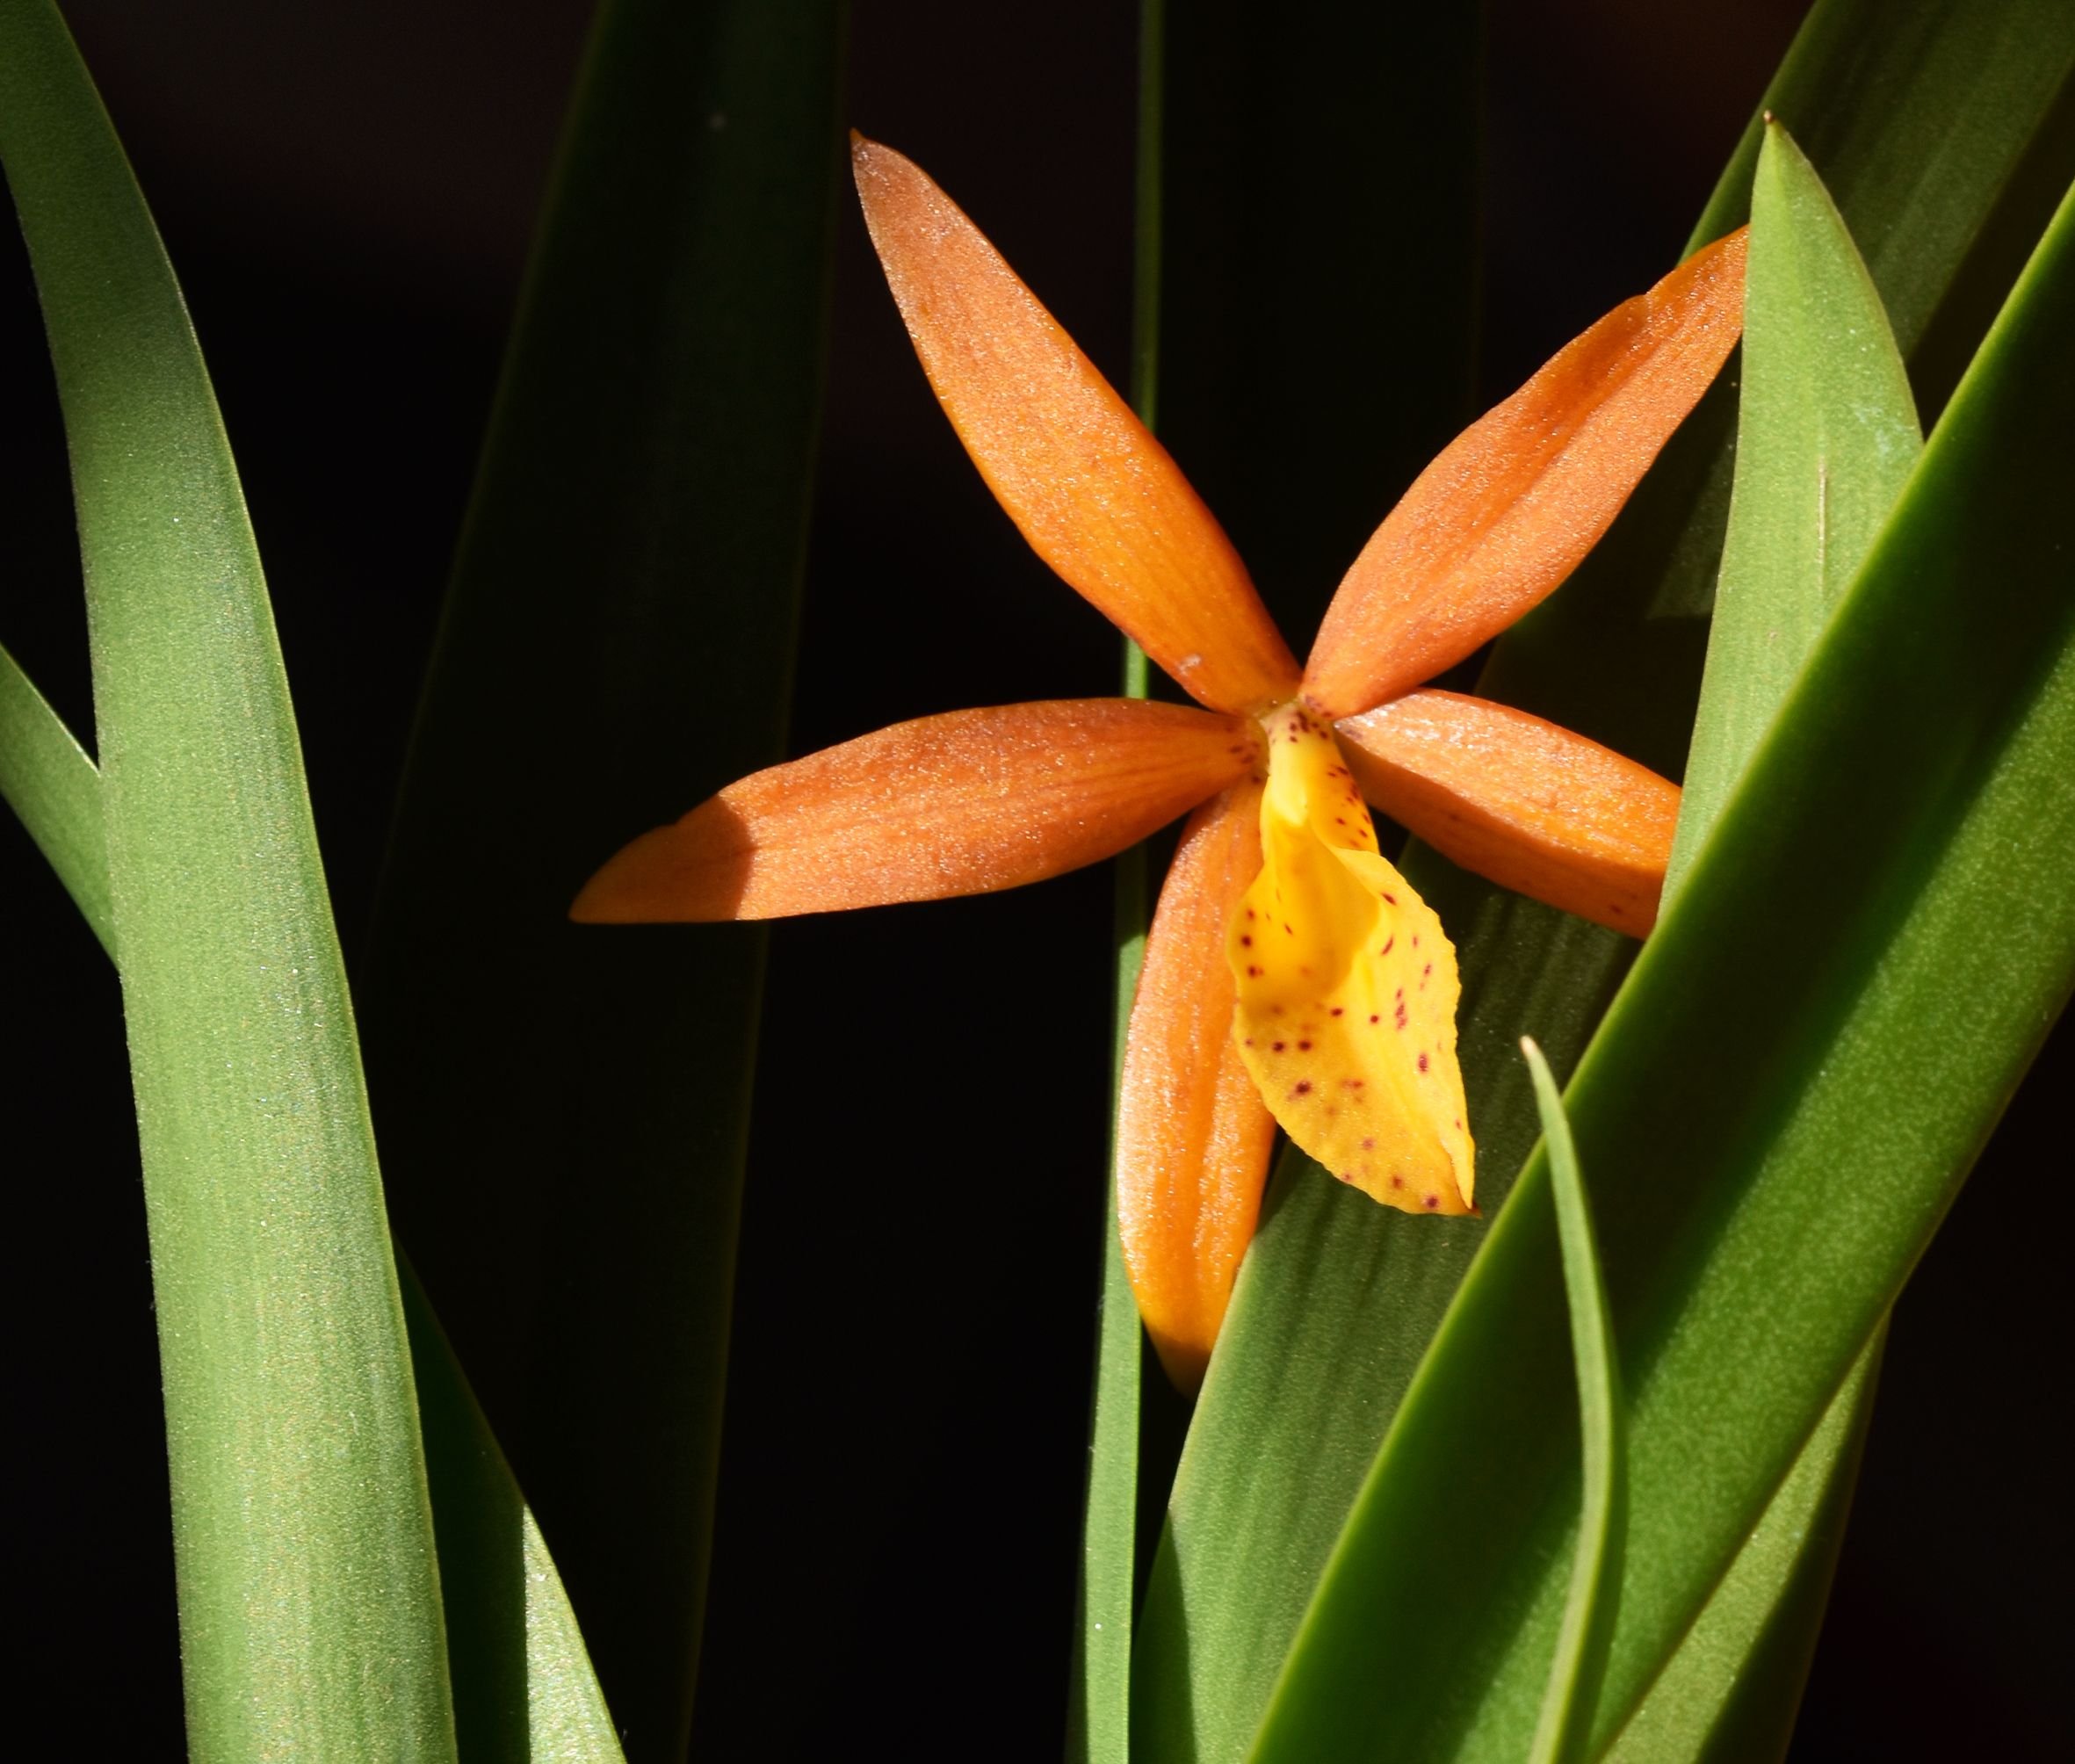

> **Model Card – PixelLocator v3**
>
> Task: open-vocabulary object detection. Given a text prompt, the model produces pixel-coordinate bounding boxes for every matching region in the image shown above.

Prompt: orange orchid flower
[575,134,1746,1389]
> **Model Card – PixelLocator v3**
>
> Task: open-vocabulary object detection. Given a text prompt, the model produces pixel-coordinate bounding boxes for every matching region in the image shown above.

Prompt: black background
[4,2,2067,1757]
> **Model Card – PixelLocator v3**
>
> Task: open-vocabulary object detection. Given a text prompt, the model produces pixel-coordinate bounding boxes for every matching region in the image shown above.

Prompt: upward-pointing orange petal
[1117,778,1276,1393]
[853,135,1299,717]
[1304,228,1748,719]
[571,698,1260,922]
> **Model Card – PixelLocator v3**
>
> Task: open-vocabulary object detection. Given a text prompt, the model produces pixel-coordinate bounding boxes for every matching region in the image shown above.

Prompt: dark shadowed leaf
[358,4,846,1753]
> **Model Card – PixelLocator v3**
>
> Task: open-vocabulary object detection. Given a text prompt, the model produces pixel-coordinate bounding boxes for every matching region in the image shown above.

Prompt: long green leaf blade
[1,626,623,1760]
[1520,1040,1624,1764]
[1251,179,2075,1762]
[0,639,108,944]
[1603,1343,1880,1763]
[0,2,452,1754]
[402,1269,627,1762]
[1672,119,1922,887]
[1069,6,1165,1757]
[1136,11,2075,1760]
[359,5,845,1752]
[1610,118,1921,1755]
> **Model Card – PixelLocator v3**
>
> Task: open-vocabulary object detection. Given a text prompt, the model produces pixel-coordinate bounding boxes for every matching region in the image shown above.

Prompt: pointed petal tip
[569,823,723,924]
[850,135,1299,714]
[1150,1333,1211,1397]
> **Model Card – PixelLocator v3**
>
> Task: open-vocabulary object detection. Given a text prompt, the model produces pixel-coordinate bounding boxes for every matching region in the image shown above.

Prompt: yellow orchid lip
[1231,702,1475,1218]
[575,132,1747,1390]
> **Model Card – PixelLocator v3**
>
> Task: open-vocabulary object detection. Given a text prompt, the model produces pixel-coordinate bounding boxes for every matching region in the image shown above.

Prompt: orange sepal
[1304,228,1749,719]
[573,699,1259,923]
[852,135,1299,717]
[1117,780,1277,1393]
[1335,690,1680,936]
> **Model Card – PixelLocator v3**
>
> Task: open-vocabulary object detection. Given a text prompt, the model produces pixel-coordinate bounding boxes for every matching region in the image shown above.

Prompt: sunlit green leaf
[0,640,107,945]
[1132,10,2075,1760]
[1672,119,1922,885]
[1612,117,1920,1756]
[1603,1345,1880,1764]
[1249,178,2075,1761]
[0,1,451,1753]
[1519,1040,1624,1764]
[1,620,622,1760]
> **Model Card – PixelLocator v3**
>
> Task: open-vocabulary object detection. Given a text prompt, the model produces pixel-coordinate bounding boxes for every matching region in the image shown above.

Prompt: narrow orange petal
[1117,780,1276,1393]
[853,135,1299,716]
[1304,228,1749,719]
[1335,690,1680,936]
[572,699,1259,922]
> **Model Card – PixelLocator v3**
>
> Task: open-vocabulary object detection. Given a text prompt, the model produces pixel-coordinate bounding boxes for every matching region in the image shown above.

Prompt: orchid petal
[572,699,1258,922]
[1304,228,1749,719]
[1230,705,1474,1215]
[1117,779,1276,1392]
[1336,690,1680,936]
[853,135,1300,716]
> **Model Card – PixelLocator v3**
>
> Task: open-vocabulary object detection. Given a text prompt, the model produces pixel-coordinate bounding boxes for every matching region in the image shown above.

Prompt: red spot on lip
[1271,1040,1286,1052]
[1390,1174,1406,1189]
[1380,936,1395,955]
[1298,1040,1312,1052]
[1369,1014,1381,1024]
[1292,1081,1312,1096]
[1343,1080,1363,1090]
[1361,1136,1375,1148]
[1423,1194,1440,1211]
[1383,893,1397,905]
[1418,1052,1430,1073]
[1247,965,1263,977]
[1330,1007,1344,1016]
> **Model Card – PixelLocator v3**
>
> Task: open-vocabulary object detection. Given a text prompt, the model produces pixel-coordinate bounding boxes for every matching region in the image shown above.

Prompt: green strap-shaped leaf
[1612,119,1921,1756]
[1070,865,1151,1764]
[404,1270,626,1761]
[1519,1040,1625,1764]
[358,4,845,1752]
[0,641,108,946]
[1132,11,2075,1760]
[1068,6,1165,1758]
[1,426,619,1764]
[1602,1343,1880,1763]
[1673,120,1924,885]
[0,3,452,1755]
[1249,179,2075,1762]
